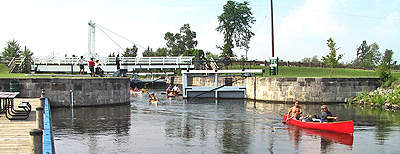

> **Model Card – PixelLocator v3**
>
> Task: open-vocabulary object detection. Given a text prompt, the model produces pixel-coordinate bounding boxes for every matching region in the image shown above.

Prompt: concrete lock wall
[167,76,380,103]
[246,77,380,103]
[167,76,245,86]
[0,78,130,107]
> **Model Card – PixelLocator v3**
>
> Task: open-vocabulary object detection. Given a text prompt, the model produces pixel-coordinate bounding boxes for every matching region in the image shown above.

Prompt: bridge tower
[88,20,96,58]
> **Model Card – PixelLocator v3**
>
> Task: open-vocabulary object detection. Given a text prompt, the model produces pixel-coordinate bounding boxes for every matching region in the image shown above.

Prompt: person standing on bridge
[76,56,86,75]
[116,54,120,70]
[88,58,95,77]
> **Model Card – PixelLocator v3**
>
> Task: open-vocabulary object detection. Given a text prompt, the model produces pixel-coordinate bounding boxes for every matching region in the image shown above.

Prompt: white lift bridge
[22,21,195,73]
[31,56,194,73]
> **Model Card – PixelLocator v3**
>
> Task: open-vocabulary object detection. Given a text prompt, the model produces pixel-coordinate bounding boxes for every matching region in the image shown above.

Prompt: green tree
[301,57,311,63]
[322,38,343,75]
[142,46,155,57]
[183,49,204,57]
[154,47,168,56]
[180,24,198,51]
[376,49,395,87]
[353,41,381,68]
[123,45,138,57]
[382,49,394,68]
[20,46,33,73]
[377,57,393,87]
[21,46,33,59]
[164,24,198,56]
[216,0,255,57]
[311,55,320,63]
[2,39,22,59]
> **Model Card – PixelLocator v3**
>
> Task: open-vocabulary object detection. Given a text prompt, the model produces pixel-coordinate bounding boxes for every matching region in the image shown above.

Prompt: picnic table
[0,92,31,120]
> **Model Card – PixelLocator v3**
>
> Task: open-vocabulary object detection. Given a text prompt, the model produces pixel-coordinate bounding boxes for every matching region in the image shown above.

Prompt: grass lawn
[0,64,27,78]
[227,64,400,79]
[0,64,84,78]
[392,72,400,80]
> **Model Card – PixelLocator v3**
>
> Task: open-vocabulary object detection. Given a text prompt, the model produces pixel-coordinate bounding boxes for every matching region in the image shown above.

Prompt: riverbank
[350,83,400,111]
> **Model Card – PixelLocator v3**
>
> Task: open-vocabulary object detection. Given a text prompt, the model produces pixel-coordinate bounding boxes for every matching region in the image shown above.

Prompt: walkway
[0,98,40,154]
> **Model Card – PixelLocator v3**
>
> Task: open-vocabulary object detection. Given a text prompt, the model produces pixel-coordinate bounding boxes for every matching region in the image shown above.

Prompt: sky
[0,0,399,63]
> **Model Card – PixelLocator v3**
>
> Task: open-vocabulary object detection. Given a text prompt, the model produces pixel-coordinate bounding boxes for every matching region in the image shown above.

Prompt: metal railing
[43,98,55,154]
[32,56,194,66]
[7,57,25,73]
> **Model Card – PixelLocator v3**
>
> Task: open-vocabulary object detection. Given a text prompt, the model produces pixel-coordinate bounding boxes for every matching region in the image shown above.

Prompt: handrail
[32,56,194,65]
[210,57,219,70]
[8,57,15,67]
[43,98,55,154]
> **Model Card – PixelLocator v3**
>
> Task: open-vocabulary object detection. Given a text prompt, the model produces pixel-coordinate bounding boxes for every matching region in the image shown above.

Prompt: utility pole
[270,0,274,57]
[269,0,278,75]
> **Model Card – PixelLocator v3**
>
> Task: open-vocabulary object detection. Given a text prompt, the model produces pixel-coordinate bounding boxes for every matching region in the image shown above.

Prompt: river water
[52,90,400,154]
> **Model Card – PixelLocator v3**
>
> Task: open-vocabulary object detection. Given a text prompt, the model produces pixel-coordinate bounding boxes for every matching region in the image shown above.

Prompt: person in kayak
[149,93,157,101]
[320,105,337,122]
[287,100,302,120]
[172,85,181,94]
[166,85,173,96]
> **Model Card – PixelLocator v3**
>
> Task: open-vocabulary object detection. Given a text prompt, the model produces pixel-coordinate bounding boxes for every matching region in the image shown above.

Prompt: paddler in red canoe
[287,100,302,120]
[320,105,337,122]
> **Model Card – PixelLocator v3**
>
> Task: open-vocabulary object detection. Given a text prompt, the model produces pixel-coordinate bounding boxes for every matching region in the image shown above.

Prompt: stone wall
[167,76,245,86]
[246,77,380,103]
[0,78,130,107]
[167,76,380,103]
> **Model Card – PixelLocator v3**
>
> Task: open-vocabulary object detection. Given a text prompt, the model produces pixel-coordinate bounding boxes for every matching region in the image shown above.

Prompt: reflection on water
[53,90,400,154]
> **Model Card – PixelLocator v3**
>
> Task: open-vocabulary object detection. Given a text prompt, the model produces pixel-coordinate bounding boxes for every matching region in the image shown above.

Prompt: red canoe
[283,115,354,134]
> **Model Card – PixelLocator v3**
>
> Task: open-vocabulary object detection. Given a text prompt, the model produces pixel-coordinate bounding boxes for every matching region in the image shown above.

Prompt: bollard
[36,106,44,129]
[40,89,46,107]
[30,129,43,154]
[70,90,74,107]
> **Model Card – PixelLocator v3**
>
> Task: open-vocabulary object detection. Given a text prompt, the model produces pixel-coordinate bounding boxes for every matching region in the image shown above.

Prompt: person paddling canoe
[287,100,302,120]
[320,105,337,122]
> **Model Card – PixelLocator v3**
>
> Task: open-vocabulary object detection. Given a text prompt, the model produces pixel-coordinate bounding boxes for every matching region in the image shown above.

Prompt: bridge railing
[32,56,194,66]
[43,97,55,154]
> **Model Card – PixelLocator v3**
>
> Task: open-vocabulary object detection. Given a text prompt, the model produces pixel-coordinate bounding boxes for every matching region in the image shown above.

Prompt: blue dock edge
[43,98,55,154]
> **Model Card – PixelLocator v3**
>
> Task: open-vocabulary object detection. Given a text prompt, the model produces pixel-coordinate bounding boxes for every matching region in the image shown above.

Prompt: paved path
[0,98,40,154]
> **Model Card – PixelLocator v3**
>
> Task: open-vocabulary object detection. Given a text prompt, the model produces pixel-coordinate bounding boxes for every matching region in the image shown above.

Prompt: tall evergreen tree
[20,46,33,73]
[2,39,22,59]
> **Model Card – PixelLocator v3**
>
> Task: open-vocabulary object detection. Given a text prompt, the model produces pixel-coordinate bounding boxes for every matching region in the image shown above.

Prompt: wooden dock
[0,98,41,154]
